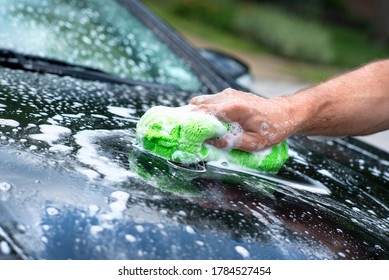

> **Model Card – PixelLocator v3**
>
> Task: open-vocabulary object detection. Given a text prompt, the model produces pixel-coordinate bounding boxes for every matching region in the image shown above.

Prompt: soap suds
[107,106,137,119]
[74,130,132,182]
[0,119,20,127]
[30,124,71,143]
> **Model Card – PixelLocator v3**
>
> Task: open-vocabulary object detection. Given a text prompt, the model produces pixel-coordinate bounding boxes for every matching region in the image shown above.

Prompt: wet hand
[190,88,299,151]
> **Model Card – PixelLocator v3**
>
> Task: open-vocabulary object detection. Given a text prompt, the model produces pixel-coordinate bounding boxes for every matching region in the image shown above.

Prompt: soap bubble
[223,122,243,150]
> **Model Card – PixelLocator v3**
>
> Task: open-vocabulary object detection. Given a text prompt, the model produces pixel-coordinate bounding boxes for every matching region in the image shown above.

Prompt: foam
[0,118,20,127]
[29,124,71,143]
[223,122,244,150]
[107,105,137,119]
[109,191,130,219]
[74,129,132,182]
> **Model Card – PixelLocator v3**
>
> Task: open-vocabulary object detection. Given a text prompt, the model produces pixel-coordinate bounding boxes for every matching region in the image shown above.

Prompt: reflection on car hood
[0,67,388,260]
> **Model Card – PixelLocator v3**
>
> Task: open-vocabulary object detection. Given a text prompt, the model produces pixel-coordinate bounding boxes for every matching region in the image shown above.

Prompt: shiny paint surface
[0,68,388,259]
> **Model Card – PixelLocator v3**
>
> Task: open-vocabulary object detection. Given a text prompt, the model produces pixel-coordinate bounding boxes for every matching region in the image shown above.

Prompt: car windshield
[0,0,201,91]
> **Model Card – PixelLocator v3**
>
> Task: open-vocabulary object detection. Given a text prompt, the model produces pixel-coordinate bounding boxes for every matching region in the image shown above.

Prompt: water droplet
[0,182,12,192]
[338,252,346,258]
[88,204,100,216]
[0,241,11,255]
[367,209,376,215]
[235,245,250,258]
[178,210,187,217]
[16,223,27,233]
[125,234,137,243]
[137,250,145,257]
[90,225,104,236]
[46,207,59,216]
[135,225,144,233]
[42,224,50,231]
[374,244,382,250]
[185,225,195,234]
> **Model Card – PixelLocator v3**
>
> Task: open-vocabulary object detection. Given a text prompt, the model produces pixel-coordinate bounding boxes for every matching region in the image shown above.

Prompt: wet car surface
[0,0,388,260]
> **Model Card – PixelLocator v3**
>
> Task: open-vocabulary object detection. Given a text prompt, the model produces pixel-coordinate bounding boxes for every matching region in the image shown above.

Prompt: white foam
[52,115,64,121]
[107,106,136,119]
[109,191,130,219]
[46,207,59,216]
[206,144,272,172]
[27,123,37,129]
[88,204,100,216]
[260,122,270,136]
[0,182,12,192]
[30,124,71,143]
[91,114,109,119]
[77,168,100,180]
[49,144,73,153]
[0,118,19,127]
[90,225,104,236]
[74,130,132,182]
[62,113,85,119]
[222,122,244,150]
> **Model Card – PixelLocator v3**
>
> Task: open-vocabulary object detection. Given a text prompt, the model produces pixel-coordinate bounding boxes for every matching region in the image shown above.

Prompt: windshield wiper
[0,49,177,90]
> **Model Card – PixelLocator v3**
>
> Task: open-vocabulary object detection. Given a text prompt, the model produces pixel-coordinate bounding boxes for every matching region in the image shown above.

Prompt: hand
[190,88,301,151]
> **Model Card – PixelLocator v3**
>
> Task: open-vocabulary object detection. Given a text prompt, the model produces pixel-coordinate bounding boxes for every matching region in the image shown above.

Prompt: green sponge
[136,105,289,172]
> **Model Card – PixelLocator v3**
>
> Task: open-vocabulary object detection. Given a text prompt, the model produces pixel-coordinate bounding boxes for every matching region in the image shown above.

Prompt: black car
[0,0,388,260]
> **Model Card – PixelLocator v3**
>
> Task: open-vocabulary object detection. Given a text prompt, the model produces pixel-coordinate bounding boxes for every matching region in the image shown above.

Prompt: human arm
[189,59,389,151]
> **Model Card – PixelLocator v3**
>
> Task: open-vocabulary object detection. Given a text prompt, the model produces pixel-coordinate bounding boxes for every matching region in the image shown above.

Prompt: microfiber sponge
[136,105,289,172]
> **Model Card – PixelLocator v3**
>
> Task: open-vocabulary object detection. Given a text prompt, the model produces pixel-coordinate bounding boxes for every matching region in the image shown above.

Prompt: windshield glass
[0,0,201,91]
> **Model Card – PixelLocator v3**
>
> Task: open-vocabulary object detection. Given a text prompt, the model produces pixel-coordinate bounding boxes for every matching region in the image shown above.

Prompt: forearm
[190,60,389,151]
[288,59,389,137]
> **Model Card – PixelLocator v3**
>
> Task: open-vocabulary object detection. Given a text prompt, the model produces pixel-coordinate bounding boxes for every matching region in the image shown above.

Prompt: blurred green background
[144,0,389,83]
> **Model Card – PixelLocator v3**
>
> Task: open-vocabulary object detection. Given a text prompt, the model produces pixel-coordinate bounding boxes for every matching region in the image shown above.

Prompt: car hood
[0,67,388,259]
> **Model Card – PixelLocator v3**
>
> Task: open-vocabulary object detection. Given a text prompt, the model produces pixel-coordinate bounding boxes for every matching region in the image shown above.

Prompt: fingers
[206,132,276,152]
[189,88,241,106]
[190,89,281,151]
[192,103,233,123]
[205,138,229,149]
[236,133,272,151]
[189,94,215,105]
